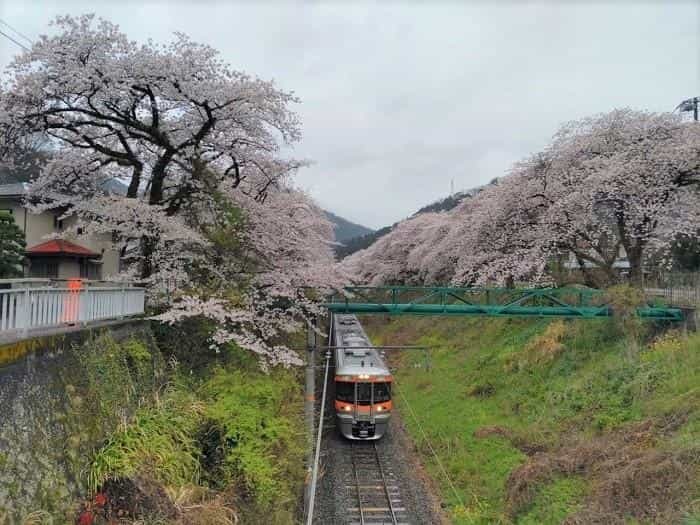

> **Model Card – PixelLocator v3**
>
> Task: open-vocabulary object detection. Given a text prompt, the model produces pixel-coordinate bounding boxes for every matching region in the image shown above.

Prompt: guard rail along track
[347,441,409,525]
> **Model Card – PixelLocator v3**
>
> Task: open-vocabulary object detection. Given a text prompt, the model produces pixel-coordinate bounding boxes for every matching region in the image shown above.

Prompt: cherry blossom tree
[0,14,303,278]
[343,109,700,288]
[0,14,343,366]
[343,212,450,285]
[536,109,700,284]
[157,182,342,367]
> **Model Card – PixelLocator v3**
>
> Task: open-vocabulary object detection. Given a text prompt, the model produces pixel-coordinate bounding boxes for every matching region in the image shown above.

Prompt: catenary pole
[304,315,317,513]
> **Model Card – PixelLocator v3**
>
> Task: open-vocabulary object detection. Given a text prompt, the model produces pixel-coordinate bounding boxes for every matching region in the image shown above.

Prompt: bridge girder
[324,286,684,321]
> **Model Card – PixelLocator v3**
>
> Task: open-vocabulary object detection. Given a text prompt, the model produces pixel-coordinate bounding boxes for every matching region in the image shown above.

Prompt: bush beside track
[78,320,306,525]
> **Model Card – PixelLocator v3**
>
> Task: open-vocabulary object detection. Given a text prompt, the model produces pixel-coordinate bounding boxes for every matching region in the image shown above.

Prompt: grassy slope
[87,340,305,525]
[363,316,700,524]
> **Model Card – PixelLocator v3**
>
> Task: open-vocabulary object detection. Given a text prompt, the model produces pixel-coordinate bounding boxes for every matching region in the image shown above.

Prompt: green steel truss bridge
[324,286,685,321]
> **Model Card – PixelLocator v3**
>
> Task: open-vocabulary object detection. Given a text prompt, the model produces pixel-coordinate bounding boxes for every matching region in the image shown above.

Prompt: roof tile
[26,239,99,257]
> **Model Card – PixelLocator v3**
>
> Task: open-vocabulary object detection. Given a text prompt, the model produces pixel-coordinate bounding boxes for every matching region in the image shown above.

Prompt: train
[332,314,392,440]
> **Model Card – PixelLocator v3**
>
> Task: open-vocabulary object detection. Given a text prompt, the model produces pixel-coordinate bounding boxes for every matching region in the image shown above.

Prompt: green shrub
[74,333,163,426]
[87,357,305,522]
[200,367,304,509]
[88,388,204,492]
[518,477,588,524]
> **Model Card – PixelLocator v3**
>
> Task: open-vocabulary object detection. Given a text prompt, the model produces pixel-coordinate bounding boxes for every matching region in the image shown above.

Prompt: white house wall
[62,216,121,278]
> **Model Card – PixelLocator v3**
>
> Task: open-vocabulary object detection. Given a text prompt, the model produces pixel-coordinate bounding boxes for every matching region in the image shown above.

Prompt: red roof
[26,239,99,258]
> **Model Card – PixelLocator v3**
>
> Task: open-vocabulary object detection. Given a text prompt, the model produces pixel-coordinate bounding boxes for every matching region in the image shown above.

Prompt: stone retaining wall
[0,321,163,524]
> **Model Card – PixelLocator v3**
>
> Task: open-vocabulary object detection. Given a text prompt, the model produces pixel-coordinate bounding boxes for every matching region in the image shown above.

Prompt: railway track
[346,441,409,525]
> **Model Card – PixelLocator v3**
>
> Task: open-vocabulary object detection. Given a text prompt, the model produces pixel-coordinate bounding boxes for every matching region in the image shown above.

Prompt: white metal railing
[0,286,145,335]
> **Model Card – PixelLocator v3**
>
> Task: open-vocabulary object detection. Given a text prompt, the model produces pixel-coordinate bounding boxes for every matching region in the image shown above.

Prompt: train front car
[333,314,392,440]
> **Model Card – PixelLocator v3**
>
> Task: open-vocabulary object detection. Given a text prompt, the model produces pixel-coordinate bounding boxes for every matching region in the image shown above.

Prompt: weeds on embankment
[363,315,700,525]
[83,343,305,525]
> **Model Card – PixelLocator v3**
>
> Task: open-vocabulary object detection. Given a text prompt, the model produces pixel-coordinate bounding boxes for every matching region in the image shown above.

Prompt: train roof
[333,314,390,378]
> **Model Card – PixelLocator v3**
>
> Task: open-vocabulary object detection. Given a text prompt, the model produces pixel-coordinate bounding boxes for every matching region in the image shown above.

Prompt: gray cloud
[1,1,698,228]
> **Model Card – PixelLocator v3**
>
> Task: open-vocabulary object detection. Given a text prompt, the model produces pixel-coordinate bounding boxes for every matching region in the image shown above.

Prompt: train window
[336,381,354,403]
[374,382,391,403]
[357,383,372,405]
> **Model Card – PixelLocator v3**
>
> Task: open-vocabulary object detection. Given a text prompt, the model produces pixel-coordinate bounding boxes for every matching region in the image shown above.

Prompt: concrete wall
[0,322,164,524]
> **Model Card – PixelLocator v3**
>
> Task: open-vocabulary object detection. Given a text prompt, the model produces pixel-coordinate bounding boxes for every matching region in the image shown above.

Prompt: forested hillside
[324,210,374,242]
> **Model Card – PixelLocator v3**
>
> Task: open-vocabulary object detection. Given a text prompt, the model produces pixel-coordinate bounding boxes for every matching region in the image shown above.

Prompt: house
[0,183,122,279]
[563,248,631,271]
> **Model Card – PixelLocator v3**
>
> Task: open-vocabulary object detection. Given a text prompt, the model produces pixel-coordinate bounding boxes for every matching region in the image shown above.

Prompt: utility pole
[303,316,317,514]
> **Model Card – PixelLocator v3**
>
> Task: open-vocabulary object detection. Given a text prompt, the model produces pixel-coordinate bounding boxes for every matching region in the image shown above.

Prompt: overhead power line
[0,28,30,52]
[0,18,32,45]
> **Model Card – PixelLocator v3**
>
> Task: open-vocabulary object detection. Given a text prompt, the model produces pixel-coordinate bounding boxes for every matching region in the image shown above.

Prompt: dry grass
[473,425,548,456]
[166,485,238,525]
[502,320,568,373]
[20,510,53,525]
[503,414,698,524]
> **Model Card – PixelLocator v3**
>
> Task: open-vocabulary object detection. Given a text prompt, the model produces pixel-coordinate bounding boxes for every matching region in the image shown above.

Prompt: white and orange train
[332,314,392,440]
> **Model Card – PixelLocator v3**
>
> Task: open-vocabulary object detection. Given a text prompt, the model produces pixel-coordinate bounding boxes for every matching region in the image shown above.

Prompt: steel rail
[373,442,399,524]
[351,442,366,525]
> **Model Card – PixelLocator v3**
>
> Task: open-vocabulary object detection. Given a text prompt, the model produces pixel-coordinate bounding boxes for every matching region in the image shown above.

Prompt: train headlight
[343,405,352,412]
[376,406,383,412]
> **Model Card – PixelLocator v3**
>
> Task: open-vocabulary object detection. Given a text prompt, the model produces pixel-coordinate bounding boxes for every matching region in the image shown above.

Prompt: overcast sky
[1,1,698,228]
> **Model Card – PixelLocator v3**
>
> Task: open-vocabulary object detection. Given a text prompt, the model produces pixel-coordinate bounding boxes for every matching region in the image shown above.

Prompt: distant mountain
[0,151,50,183]
[333,225,390,259]
[412,189,474,216]
[336,187,485,259]
[324,210,374,243]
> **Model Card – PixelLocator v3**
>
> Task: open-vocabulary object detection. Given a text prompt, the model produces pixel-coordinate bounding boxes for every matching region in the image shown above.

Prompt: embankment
[0,322,163,523]
[0,318,307,525]
[363,316,700,524]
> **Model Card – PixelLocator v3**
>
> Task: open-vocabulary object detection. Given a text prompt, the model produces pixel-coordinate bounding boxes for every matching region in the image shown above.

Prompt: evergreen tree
[0,211,25,278]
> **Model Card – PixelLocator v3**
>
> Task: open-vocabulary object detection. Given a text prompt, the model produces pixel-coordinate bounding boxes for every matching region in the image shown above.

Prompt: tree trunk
[149,150,175,205]
[140,236,156,280]
[126,164,143,198]
[627,244,644,288]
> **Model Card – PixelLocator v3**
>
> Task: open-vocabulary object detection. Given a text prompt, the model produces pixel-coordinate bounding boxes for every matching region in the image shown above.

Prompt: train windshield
[336,382,354,403]
[356,383,372,405]
[336,381,392,404]
[374,382,391,402]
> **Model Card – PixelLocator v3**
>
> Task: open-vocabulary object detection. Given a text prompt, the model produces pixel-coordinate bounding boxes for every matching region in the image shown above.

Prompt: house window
[80,260,101,280]
[53,216,64,230]
[30,259,59,278]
